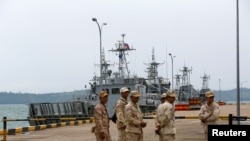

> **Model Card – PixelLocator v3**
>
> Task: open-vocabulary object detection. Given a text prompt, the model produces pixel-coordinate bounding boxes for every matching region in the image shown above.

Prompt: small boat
[217,100,226,105]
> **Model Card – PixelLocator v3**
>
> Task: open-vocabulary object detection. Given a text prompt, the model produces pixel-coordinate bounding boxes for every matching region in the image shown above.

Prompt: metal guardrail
[4,117,91,122]
[1,116,94,141]
[143,115,250,120]
[1,114,249,141]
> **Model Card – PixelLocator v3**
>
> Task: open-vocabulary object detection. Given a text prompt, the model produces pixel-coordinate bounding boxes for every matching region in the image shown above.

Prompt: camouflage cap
[205,91,215,97]
[166,90,176,97]
[99,90,108,97]
[130,90,140,97]
[161,93,166,98]
[120,87,130,93]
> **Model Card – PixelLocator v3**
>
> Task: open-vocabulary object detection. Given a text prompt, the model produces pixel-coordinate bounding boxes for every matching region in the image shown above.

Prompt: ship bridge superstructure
[176,65,199,101]
[144,47,170,94]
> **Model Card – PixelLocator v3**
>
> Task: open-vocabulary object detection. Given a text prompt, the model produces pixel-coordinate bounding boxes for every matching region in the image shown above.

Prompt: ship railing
[93,75,145,85]
[29,101,90,124]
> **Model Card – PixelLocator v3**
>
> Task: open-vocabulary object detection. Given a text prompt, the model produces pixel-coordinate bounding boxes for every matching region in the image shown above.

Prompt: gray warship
[199,73,211,103]
[174,66,201,110]
[28,34,170,125]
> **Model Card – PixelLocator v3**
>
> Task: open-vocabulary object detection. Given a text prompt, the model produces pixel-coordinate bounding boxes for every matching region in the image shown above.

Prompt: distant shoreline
[224,101,250,105]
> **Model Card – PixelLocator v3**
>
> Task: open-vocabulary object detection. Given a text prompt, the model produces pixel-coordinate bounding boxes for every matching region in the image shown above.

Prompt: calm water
[0,104,29,129]
[225,100,250,104]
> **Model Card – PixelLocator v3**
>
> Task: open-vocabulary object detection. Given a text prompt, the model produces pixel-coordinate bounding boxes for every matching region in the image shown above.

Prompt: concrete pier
[1,104,249,141]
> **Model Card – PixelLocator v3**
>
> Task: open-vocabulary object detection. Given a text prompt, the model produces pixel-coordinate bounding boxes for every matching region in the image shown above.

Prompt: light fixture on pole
[169,53,175,90]
[240,81,247,102]
[92,18,107,83]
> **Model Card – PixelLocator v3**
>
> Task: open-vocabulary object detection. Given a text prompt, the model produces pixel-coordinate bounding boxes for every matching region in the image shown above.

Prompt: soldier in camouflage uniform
[154,93,166,140]
[125,90,147,141]
[155,90,176,141]
[93,90,112,141]
[159,93,166,104]
[198,90,220,140]
[114,87,130,141]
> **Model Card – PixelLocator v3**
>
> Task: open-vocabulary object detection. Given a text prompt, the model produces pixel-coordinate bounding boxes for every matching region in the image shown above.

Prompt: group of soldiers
[91,87,220,141]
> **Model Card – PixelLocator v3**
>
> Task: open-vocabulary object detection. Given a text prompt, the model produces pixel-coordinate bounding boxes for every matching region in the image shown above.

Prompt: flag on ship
[124,43,130,49]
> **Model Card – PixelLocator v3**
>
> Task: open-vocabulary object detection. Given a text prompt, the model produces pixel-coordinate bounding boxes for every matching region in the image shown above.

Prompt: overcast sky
[0,0,249,94]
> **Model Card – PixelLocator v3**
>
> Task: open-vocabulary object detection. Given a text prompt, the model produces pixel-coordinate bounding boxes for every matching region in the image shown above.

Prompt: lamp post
[236,0,240,125]
[169,53,175,90]
[92,18,107,81]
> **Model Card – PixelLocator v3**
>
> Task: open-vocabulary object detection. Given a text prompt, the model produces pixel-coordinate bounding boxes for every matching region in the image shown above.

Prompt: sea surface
[0,104,29,129]
[225,100,250,105]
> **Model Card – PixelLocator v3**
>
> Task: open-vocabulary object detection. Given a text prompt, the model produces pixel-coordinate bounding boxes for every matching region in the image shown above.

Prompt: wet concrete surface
[1,104,249,141]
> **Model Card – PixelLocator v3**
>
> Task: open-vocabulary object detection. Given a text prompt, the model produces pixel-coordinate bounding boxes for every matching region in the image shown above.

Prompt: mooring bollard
[228,113,248,125]
[229,114,233,125]
[2,116,7,141]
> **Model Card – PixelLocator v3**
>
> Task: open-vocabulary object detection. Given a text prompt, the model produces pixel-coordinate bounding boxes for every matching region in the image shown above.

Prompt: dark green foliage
[0,90,90,104]
[0,88,249,104]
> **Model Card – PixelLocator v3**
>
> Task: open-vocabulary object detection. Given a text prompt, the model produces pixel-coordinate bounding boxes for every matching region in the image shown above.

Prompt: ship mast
[179,66,192,86]
[144,47,164,82]
[101,48,111,79]
[201,73,210,89]
[109,34,135,78]
[175,74,181,90]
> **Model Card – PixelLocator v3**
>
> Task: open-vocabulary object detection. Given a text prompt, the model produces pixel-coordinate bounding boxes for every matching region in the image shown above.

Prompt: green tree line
[0,88,249,104]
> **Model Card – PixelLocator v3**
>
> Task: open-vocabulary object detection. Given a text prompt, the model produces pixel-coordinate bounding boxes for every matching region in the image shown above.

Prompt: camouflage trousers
[126,132,143,141]
[94,130,112,141]
[117,128,126,141]
[157,133,163,141]
[160,134,175,141]
[204,132,208,141]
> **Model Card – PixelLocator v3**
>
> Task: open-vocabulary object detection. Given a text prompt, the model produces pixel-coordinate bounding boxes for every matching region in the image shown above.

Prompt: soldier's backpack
[112,98,127,123]
[111,112,117,123]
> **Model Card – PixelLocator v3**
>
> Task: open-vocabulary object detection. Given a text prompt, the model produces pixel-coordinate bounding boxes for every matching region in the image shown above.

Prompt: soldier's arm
[198,106,206,120]
[94,106,105,133]
[155,116,160,127]
[125,106,141,126]
[168,105,175,120]
[160,106,171,127]
[116,102,126,126]
[155,106,160,127]
[155,114,161,131]
[207,104,220,122]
